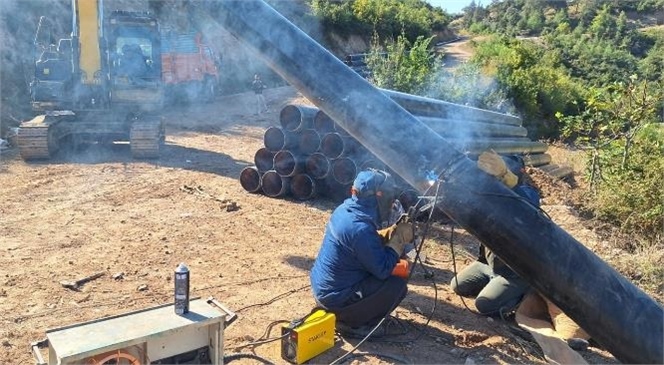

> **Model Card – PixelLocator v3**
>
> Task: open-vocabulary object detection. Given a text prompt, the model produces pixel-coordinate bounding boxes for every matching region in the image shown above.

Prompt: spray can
[174,262,190,315]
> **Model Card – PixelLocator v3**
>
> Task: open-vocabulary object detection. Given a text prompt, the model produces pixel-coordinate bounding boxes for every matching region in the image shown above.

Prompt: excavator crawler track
[130,118,164,159]
[17,116,59,160]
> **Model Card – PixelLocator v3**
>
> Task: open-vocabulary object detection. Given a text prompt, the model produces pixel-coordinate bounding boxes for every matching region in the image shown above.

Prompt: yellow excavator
[18,0,164,160]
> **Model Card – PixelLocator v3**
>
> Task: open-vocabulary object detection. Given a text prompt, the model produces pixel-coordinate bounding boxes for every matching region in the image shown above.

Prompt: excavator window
[115,38,153,80]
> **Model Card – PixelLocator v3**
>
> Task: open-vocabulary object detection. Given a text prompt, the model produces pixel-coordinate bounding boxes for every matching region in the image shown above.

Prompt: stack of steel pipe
[240,101,570,202]
[239,105,355,201]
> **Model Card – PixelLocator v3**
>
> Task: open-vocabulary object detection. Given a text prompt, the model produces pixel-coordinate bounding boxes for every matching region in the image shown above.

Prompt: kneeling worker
[450,151,540,316]
[310,169,414,332]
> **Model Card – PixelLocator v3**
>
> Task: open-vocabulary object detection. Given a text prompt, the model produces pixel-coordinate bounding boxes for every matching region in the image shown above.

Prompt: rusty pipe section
[455,139,549,155]
[305,152,331,179]
[298,129,321,155]
[211,2,663,363]
[274,149,304,177]
[523,153,552,167]
[290,173,319,200]
[264,126,298,152]
[280,104,318,132]
[261,170,290,197]
[313,110,337,133]
[331,157,358,185]
[254,147,275,172]
[320,132,356,159]
[540,164,575,180]
[239,166,262,193]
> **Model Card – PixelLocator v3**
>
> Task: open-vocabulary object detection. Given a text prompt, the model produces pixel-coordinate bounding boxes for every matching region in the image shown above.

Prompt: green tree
[366,33,439,95]
[589,5,616,40]
[615,10,627,39]
[471,36,583,136]
[639,32,664,82]
[558,77,661,186]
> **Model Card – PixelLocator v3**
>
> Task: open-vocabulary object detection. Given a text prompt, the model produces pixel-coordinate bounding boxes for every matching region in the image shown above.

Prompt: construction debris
[180,184,239,211]
[59,272,105,291]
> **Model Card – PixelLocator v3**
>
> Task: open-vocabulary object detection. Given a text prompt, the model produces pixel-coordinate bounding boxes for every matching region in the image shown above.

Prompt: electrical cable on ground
[235,285,310,313]
[449,225,482,316]
[337,351,412,364]
[223,352,275,364]
[372,185,442,344]
[226,320,290,350]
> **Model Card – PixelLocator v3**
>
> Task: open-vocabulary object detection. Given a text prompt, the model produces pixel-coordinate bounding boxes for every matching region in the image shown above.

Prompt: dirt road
[438,37,474,69]
[0,87,617,364]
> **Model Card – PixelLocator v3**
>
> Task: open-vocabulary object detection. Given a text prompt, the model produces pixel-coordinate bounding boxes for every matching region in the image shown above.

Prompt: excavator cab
[30,17,74,110]
[106,11,163,110]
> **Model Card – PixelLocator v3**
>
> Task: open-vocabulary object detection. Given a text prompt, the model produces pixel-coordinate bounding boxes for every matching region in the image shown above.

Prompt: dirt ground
[439,37,474,68]
[0,87,621,364]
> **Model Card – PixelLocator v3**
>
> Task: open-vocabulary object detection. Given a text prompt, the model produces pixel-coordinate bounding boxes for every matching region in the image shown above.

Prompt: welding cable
[336,351,412,364]
[235,284,310,313]
[228,307,328,351]
[449,226,482,316]
[372,180,442,344]
[226,320,291,350]
[223,352,275,364]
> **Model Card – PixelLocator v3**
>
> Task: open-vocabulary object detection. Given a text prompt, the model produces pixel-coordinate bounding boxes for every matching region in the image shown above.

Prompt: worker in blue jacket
[310,169,414,331]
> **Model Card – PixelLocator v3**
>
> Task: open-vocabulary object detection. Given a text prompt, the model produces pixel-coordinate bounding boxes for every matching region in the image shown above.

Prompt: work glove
[377,214,410,243]
[477,150,518,188]
[383,215,415,256]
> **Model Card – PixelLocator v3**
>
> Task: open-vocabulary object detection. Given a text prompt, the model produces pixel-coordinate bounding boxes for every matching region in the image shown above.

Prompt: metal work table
[43,298,231,364]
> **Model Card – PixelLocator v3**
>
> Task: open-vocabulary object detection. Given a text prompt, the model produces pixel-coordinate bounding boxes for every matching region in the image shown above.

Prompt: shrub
[558,78,663,246]
[592,124,663,245]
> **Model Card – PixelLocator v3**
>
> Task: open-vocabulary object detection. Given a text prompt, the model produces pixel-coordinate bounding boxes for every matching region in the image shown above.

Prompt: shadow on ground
[14,141,250,180]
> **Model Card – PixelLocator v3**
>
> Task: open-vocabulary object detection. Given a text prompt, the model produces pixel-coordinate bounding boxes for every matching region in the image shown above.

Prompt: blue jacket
[310,195,400,308]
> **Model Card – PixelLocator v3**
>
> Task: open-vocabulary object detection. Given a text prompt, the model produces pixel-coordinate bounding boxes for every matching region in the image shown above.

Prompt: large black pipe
[207,2,663,363]
[239,166,262,193]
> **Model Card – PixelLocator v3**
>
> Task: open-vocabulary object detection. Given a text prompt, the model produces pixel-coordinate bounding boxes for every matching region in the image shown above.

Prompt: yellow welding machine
[281,309,336,364]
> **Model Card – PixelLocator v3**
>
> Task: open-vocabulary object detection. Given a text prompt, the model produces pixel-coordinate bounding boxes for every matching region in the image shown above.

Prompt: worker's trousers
[450,260,529,316]
[255,93,267,114]
[318,275,407,328]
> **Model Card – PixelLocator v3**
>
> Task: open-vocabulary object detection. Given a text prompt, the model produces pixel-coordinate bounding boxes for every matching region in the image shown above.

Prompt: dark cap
[352,169,395,199]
